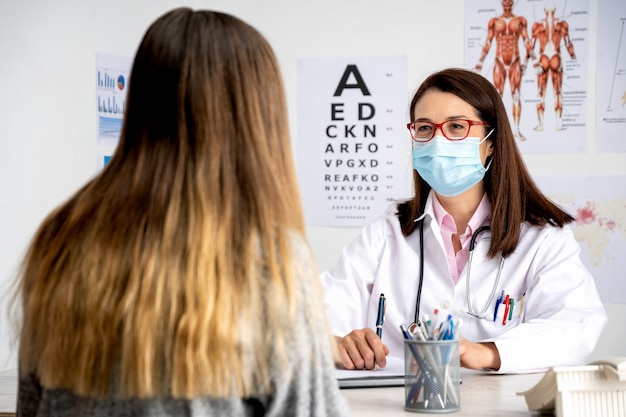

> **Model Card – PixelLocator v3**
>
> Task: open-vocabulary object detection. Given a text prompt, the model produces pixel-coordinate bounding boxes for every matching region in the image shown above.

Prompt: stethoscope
[411,219,505,327]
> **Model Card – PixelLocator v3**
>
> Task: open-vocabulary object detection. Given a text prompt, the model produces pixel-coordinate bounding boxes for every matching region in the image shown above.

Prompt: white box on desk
[518,357,626,417]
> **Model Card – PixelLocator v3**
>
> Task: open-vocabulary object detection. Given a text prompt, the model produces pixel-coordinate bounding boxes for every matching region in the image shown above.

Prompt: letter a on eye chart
[297,56,411,227]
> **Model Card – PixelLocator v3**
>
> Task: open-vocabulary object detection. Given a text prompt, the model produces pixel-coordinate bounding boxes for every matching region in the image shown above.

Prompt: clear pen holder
[404,339,461,413]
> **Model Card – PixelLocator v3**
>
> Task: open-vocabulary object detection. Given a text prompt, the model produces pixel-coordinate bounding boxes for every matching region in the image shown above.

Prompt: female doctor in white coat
[321,68,607,374]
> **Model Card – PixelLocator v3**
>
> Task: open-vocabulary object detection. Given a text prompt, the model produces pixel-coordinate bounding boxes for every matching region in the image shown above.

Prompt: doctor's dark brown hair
[397,68,573,258]
[18,8,309,399]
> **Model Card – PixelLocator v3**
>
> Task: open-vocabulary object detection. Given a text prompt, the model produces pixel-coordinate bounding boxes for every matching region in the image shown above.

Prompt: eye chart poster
[297,56,412,227]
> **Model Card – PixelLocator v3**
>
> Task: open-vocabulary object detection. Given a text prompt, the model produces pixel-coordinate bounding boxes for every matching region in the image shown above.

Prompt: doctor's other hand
[459,339,501,371]
[335,328,389,370]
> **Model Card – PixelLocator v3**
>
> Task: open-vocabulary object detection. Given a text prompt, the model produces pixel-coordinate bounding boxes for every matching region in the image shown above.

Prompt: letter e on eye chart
[296,55,411,227]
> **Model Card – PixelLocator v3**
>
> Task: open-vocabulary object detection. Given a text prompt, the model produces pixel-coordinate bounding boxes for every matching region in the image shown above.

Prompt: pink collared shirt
[432,194,491,284]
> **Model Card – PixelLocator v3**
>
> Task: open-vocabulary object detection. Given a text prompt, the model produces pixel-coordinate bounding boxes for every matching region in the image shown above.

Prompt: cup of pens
[403,336,461,413]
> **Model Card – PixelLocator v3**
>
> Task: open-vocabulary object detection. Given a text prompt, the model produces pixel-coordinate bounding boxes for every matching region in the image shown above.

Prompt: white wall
[0,0,624,371]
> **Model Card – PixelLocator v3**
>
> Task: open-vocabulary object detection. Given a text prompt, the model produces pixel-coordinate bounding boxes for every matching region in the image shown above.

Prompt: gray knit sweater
[17,238,349,417]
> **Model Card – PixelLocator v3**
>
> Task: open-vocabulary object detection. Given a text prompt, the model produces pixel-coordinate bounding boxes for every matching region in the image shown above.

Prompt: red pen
[502,295,510,325]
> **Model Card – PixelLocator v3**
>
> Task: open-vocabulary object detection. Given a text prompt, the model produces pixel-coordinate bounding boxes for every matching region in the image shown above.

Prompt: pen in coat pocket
[493,290,504,322]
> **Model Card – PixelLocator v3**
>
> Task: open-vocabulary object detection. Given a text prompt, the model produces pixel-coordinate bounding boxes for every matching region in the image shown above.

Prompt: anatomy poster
[536,174,626,304]
[596,0,626,152]
[297,56,412,227]
[465,0,590,154]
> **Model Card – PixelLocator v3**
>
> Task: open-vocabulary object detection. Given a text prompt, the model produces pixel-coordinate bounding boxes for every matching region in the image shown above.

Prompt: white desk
[341,370,544,416]
[0,368,543,416]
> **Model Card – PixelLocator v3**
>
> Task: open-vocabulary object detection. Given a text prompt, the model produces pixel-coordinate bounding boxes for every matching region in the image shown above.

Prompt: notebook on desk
[336,356,405,388]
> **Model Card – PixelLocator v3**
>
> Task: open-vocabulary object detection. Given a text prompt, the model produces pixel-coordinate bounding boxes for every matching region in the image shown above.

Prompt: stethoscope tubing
[413,220,505,325]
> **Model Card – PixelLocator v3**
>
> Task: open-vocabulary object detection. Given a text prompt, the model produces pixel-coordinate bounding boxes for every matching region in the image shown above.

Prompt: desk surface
[342,370,543,416]
[0,368,543,416]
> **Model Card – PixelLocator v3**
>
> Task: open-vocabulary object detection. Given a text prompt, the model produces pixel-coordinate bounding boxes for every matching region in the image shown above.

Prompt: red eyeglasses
[407,119,490,142]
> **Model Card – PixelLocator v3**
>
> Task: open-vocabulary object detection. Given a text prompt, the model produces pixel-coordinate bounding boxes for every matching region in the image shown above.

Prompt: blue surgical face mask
[411,130,494,197]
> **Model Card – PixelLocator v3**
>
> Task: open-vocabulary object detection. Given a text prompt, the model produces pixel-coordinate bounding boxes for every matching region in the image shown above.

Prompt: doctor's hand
[335,328,389,370]
[459,339,501,371]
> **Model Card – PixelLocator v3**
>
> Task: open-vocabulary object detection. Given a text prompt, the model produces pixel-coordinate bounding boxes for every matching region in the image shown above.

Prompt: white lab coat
[321,193,607,373]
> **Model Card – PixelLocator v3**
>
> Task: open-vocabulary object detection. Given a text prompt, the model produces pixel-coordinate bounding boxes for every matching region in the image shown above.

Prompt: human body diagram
[475,0,535,141]
[529,0,577,131]
[474,0,579,140]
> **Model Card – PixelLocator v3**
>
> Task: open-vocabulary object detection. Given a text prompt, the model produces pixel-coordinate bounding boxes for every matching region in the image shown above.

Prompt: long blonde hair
[18,8,305,399]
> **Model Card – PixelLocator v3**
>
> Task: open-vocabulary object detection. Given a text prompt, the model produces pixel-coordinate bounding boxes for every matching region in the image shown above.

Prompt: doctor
[321,68,607,374]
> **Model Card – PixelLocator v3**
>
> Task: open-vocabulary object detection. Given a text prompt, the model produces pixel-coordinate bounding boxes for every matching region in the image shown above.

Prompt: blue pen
[493,290,505,322]
[400,324,423,363]
[445,317,455,340]
[376,293,386,339]
[439,314,453,340]
[407,373,425,404]
[400,324,433,372]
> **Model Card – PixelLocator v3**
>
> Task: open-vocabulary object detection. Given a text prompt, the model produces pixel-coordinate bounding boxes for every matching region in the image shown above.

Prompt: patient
[15,8,348,416]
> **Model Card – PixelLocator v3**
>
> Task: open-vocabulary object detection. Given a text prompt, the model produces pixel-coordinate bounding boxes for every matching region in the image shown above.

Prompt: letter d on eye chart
[296,55,411,227]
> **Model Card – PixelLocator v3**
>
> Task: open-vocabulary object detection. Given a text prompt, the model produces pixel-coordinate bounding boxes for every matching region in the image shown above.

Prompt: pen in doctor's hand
[376,293,386,339]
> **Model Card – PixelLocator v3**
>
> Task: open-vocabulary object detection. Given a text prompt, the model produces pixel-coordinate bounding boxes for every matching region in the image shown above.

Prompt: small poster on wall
[296,55,412,227]
[95,53,132,167]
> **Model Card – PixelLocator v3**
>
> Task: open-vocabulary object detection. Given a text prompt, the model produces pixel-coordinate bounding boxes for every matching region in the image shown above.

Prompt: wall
[0,0,624,371]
